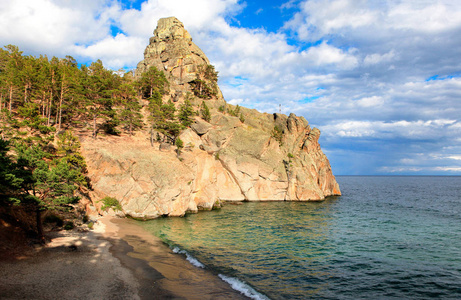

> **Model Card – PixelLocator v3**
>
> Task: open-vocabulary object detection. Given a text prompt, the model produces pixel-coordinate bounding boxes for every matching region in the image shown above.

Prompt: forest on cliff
[0,44,218,241]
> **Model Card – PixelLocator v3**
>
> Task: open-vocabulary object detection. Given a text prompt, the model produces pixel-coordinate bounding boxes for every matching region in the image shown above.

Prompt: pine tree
[116,79,143,135]
[1,45,23,112]
[139,66,169,98]
[179,99,194,127]
[13,141,86,241]
[83,60,118,138]
[55,56,79,131]
[200,101,211,122]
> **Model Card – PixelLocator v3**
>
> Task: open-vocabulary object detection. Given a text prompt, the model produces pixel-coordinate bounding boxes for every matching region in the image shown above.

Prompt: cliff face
[136,17,224,100]
[81,17,340,219]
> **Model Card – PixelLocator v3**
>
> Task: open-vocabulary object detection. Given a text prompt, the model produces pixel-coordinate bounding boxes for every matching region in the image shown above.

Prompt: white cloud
[433,167,461,172]
[447,156,461,161]
[285,0,377,40]
[302,42,358,69]
[0,0,114,55]
[379,167,423,173]
[72,34,146,69]
[388,2,461,33]
[356,96,385,108]
[1,0,461,174]
[322,119,458,139]
[364,50,396,65]
[118,0,241,37]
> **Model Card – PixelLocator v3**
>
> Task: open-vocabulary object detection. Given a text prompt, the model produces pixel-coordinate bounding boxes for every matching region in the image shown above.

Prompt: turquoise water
[140,176,461,299]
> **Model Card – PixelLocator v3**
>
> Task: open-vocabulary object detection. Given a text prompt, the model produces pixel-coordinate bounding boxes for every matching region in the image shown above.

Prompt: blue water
[140,176,461,299]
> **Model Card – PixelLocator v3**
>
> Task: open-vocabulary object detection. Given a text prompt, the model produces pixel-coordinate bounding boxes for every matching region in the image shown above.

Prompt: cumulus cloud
[72,34,146,70]
[1,0,460,174]
[0,0,114,56]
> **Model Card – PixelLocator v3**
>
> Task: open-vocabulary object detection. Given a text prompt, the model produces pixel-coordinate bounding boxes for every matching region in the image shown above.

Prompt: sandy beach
[0,216,248,299]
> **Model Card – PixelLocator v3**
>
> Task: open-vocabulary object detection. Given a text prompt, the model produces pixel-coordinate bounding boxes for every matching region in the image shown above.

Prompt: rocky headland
[81,17,341,220]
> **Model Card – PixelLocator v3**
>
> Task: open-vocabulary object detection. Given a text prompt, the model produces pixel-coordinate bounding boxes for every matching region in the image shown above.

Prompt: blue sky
[1,0,461,175]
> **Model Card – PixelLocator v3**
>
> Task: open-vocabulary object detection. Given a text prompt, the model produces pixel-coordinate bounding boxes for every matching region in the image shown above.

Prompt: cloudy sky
[1,0,461,175]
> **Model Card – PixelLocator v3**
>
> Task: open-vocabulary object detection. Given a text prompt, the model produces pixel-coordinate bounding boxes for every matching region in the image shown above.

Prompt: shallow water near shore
[139,176,461,299]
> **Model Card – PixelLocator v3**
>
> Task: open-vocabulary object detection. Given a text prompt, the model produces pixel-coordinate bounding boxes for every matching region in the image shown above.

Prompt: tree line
[0,44,215,242]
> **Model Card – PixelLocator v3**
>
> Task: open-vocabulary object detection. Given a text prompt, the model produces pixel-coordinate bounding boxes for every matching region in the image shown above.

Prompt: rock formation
[136,17,224,100]
[81,17,341,219]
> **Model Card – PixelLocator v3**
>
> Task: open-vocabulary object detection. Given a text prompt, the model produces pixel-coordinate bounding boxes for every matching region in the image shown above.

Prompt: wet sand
[0,216,248,299]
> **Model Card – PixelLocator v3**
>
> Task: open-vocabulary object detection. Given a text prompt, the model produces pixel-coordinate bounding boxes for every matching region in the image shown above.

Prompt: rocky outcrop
[136,17,224,100]
[80,17,341,219]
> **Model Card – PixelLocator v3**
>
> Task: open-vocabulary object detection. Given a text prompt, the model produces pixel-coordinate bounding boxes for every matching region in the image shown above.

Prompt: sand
[0,216,248,300]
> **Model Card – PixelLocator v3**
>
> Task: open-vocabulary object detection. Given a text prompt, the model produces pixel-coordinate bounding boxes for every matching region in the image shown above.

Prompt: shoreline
[103,216,249,299]
[0,215,248,299]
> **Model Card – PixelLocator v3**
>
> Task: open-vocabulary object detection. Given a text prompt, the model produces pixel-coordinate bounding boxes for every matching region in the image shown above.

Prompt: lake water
[139,176,461,299]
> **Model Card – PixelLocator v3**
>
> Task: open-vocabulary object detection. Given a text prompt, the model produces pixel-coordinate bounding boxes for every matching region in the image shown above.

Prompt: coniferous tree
[83,60,118,138]
[200,101,211,122]
[14,141,85,241]
[1,45,23,112]
[179,99,194,127]
[0,138,23,205]
[190,64,219,99]
[116,78,143,135]
[55,56,79,131]
[139,66,169,98]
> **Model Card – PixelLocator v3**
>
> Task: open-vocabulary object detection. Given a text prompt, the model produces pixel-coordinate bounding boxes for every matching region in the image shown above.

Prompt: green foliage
[64,221,74,230]
[228,104,241,117]
[0,139,24,205]
[200,101,211,122]
[116,80,144,135]
[138,66,169,98]
[271,125,283,145]
[178,99,194,127]
[0,45,144,138]
[0,45,155,240]
[189,64,219,99]
[101,196,122,211]
[101,117,120,135]
[175,137,184,155]
[0,133,87,240]
[148,96,183,145]
[56,130,87,174]
[83,59,120,138]
[175,137,184,149]
[218,105,225,113]
[287,153,294,159]
[87,222,94,229]
[239,113,245,123]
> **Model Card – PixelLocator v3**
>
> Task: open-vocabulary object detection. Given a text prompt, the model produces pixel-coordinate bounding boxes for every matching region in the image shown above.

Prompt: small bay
[139,176,461,299]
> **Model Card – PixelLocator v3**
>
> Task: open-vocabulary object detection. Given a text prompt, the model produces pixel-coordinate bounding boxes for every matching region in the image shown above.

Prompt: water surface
[140,176,461,299]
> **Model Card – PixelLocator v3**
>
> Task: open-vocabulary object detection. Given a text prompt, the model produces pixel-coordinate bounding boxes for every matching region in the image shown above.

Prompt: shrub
[239,113,245,123]
[44,214,64,227]
[228,104,241,117]
[271,125,283,145]
[64,221,74,230]
[87,222,94,229]
[287,153,294,159]
[200,101,211,122]
[101,196,122,211]
[175,137,184,149]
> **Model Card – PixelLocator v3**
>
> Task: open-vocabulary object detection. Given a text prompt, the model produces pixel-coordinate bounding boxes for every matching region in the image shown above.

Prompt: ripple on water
[140,176,461,300]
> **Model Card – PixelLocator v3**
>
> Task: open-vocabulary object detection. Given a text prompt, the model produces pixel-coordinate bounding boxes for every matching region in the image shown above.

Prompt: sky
[1,0,461,175]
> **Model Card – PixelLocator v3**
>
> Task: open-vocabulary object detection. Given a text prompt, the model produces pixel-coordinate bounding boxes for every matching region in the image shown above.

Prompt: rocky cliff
[81,17,341,219]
